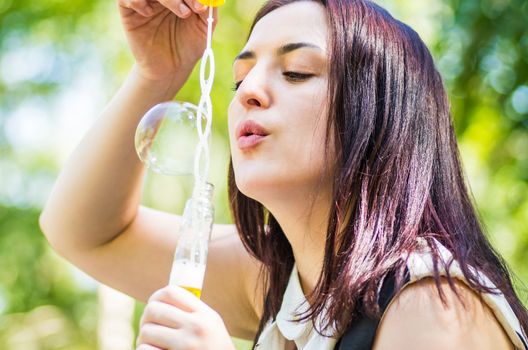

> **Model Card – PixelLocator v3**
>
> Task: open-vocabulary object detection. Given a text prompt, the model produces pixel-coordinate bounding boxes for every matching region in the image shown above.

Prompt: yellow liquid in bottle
[169,260,205,299]
[182,286,202,299]
[197,0,225,7]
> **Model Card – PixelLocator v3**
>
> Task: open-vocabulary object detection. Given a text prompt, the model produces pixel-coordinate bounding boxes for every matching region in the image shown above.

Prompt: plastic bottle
[169,182,214,298]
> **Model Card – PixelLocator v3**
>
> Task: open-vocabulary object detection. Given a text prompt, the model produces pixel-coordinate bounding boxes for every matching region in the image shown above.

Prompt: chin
[234,171,270,200]
[233,165,285,202]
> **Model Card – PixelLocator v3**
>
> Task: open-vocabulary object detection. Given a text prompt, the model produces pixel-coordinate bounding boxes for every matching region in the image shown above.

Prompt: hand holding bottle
[117,0,218,83]
[136,286,235,350]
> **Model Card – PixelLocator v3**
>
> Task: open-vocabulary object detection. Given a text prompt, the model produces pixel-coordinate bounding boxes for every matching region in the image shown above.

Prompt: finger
[118,0,153,17]
[130,0,155,17]
[157,0,192,18]
[148,285,209,313]
[117,0,135,16]
[138,323,193,349]
[139,300,194,329]
[183,0,209,13]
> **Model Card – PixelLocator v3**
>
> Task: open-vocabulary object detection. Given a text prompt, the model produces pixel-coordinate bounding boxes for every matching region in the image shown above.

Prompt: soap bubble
[135,102,203,176]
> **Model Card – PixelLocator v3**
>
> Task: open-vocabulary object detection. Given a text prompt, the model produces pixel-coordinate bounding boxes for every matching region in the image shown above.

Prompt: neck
[263,184,332,297]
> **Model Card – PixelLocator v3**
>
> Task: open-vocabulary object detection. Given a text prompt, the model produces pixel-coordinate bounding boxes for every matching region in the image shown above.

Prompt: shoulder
[372,276,515,350]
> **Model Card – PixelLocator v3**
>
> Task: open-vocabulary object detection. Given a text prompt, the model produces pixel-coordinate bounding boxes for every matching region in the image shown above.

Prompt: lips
[236,120,270,150]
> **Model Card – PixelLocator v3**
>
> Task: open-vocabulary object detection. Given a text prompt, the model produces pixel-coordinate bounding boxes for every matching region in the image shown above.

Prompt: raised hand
[117,0,218,82]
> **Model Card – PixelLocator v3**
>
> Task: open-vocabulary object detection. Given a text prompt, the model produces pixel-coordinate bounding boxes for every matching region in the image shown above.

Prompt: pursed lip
[235,120,270,150]
[236,119,270,140]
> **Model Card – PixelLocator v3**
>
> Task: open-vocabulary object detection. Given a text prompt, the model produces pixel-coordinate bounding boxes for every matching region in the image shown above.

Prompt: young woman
[40,0,528,349]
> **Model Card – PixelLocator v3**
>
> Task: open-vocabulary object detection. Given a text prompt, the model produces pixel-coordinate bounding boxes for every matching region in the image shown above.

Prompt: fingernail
[179,3,190,15]
[195,2,207,11]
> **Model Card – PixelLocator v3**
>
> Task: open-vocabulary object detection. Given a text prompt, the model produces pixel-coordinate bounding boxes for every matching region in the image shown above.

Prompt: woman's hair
[228,0,528,346]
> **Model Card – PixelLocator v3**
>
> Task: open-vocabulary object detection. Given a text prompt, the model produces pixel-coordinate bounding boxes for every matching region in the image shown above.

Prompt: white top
[255,237,528,350]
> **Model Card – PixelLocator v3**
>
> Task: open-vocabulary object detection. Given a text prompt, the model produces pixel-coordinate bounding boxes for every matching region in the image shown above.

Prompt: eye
[232,80,243,91]
[283,72,314,82]
[231,72,314,92]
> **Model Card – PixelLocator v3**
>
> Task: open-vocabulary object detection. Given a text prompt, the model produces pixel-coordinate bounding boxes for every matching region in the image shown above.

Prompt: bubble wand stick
[168,1,226,298]
[135,0,224,298]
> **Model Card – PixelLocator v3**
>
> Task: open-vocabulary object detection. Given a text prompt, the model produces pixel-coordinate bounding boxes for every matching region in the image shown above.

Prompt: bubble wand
[135,0,224,298]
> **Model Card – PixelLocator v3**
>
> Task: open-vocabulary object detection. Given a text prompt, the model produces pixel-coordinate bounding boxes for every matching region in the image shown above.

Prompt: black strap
[334,268,409,350]
[517,331,528,350]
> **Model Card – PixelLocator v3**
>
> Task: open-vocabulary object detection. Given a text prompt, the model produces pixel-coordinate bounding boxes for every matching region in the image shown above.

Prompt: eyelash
[232,81,242,91]
[231,72,314,91]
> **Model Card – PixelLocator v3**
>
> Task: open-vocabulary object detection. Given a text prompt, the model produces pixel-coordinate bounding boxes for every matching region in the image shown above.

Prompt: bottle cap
[197,0,225,7]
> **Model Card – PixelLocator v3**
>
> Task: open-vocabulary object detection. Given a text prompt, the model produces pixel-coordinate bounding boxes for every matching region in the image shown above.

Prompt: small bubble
[511,85,528,114]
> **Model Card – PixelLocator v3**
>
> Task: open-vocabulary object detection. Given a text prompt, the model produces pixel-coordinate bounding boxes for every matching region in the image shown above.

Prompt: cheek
[287,95,328,152]
[297,128,327,171]
[290,103,330,174]
[227,101,238,144]
[276,118,328,182]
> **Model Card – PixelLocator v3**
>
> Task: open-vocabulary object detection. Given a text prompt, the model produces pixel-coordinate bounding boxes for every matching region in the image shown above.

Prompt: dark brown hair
[228,0,528,346]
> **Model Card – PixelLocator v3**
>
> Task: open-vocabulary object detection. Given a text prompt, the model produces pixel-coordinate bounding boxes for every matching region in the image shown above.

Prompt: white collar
[276,264,313,342]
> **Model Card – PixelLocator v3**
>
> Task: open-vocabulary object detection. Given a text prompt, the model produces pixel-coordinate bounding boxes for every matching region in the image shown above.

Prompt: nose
[236,66,271,110]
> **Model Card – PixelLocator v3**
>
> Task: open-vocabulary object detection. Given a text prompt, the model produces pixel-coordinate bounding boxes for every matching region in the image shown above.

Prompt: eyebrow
[233,42,323,63]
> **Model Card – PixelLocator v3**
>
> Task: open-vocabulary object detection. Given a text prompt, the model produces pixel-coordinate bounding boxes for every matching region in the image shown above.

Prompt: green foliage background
[0,0,527,348]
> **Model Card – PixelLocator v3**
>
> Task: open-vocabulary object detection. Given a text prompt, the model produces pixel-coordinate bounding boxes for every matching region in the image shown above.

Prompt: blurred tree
[0,205,97,349]
[0,1,263,348]
[0,0,526,349]
[434,0,528,289]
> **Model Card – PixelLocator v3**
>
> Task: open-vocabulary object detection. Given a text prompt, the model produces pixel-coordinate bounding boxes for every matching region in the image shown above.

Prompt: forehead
[245,2,328,53]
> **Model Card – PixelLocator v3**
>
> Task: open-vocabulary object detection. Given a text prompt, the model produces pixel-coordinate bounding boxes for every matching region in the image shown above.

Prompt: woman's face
[228,1,331,203]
